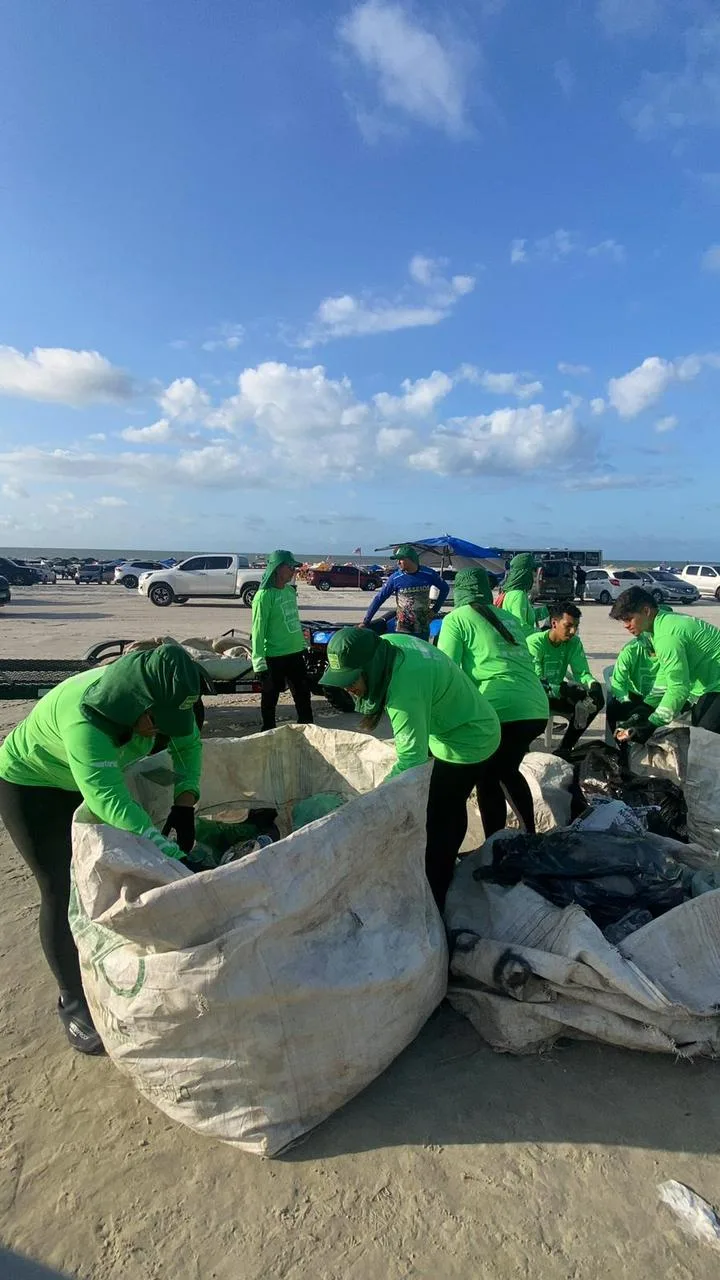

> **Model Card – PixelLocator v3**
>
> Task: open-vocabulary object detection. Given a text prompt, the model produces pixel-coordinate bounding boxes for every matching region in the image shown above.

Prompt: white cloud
[339,1,471,137]
[554,59,575,98]
[511,230,625,265]
[94,496,128,508]
[596,0,663,37]
[88,432,106,442]
[627,21,720,138]
[607,351,720,417]
[301,254,474,345]
[121,418,172,443]
[702,244,720,271]
[564,471,676,491]
[0,346,133,405]
[201,323,245,352]
[558,362,591,376]
[374,370,453,417]
[376,426,415,454]
[655,414,678,433]
[159,378,211,423]
[473,370,543,400]
[590,397,607,416]
[407,403,588,477]
[1,480,28,500]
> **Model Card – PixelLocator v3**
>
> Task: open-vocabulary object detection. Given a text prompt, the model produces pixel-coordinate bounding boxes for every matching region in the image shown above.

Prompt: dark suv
[531,558,575,603]
[0,556,41,585]
[307,564,382,592]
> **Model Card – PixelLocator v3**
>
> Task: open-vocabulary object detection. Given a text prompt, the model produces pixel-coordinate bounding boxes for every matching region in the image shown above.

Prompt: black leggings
[261,653,314,732]
[0,778,83,998]
[692,691,720,733]
[425,751,507,910]
[493,718,548,832]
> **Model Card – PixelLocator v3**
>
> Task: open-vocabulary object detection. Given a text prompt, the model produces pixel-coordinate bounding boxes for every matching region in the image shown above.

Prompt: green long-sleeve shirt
[437,605,549,724]
[648,611,720,726]
[500,590,548,638]
[381,633,501,778]
[0,668,201,858]
[251,585,306,672]
[610,638,661,704]
[526,630,595,698]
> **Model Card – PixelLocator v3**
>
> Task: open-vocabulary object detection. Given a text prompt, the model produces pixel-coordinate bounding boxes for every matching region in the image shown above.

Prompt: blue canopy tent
[374,535,504,574]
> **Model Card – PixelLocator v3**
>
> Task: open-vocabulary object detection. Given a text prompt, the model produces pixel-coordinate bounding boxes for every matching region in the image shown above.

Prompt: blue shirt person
[363,544,449,639]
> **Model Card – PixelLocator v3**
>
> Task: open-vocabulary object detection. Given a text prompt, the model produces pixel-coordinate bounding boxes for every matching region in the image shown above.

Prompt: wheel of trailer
[173,596,189,605]
[149,583,174,607]
[318,579,331,592]
[240,583,259,606]
[598,590,611,605]
[324,687,355,713]
[122,574,139,589]
[651,589,664,605]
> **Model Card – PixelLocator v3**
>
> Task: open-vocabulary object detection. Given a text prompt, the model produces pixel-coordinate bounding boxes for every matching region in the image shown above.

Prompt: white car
[583,567,647,605]
[138,553,260,607]
[113,559,163,589]
[677,563,720,600]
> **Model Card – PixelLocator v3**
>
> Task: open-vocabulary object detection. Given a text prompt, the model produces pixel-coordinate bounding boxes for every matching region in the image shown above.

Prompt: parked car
[531,558,575,603]
[0,575,11,605]
[27,561,57,584]
[138,554,260,607]
[113,559,163,589]
[640,570,700,605]
[583,567,647,605]
[677,564,720,600]
[306,564,382,592]
[0,556,41,586]
[74,563,116,585]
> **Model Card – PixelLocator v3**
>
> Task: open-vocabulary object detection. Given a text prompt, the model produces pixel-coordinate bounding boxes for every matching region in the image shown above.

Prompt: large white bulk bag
[69,726,447,1156]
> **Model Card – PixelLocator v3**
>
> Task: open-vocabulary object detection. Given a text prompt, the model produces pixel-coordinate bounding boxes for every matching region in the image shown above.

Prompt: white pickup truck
[138,554,263,608]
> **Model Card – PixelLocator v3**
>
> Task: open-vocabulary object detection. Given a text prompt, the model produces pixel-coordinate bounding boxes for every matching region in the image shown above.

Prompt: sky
[0,0,719,558]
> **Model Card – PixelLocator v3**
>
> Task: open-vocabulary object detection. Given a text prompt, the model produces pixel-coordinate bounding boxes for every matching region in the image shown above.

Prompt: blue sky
[0,0,719,557]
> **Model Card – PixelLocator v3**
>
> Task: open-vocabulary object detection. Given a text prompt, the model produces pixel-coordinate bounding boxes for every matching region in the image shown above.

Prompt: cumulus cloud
[590,397,607,416]
[407,404,589,477]
[473,370,543,400]
[374,370,453,417]
[702,244,720,271]
[655,414,678,433]
[88,432,106,442]
[607,352,720,417]
[0,346,134,405]
[121,418,172,443]
[510,230,625,265]
[1,480,28,500]
[300,254,475,345]
[339,1,472,137]
[158,378,212,422]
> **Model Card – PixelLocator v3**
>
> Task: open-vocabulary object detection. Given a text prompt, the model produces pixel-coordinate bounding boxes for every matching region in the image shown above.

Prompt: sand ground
[2,582,720,1279]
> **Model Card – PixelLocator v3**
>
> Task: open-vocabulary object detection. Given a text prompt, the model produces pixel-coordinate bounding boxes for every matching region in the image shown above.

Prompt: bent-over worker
[0,645,209,1055]
[610,587,720,742]
[251,549,314,732]
[606,634,661,735]
[499,553,548,637]
[526,602,604,755]
[320,627,504,910]
[436,567,548,833]
[362,544,449,640]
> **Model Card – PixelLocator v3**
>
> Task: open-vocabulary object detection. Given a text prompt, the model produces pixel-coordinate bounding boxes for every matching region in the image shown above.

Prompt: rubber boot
[57,994,105,1055]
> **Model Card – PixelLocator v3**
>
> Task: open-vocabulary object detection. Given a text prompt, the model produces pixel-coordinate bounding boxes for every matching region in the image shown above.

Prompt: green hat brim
[319,665,363,689]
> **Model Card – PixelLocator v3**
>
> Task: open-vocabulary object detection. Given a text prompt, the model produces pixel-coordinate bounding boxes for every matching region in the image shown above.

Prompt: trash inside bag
[474,829,687,927]
[292,792,348,830]
[574,743,687,842]
[603,908,652,945]
[187,808,280,870]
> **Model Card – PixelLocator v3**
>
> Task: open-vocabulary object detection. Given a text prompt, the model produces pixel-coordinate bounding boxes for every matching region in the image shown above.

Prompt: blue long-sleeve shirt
[363,566,450,625]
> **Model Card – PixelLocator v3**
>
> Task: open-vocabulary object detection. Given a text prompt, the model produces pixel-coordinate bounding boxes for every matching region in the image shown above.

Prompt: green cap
[392,544,420,565]
[319,627,377,688]
[260,549,302,590]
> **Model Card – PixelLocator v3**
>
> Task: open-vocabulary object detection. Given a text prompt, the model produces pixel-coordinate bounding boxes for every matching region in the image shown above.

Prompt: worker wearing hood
[437,568,549,833]
[0,644,208,1055]
[320,626,505,909]
[251,550,313,731]
[499,554,548,637]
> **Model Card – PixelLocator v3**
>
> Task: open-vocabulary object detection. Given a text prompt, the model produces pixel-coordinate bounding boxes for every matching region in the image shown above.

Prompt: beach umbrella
[374,534,503,572]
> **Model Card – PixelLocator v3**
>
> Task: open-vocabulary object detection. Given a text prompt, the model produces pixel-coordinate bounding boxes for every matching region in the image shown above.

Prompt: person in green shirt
[0,644,209,1055]
[320,626,502,909]
[609,586,720,741]
[436,567,548,833]
[499,553,548,637]
[606,635,661,735]
[251,549,313,732]
[526,602,604,755]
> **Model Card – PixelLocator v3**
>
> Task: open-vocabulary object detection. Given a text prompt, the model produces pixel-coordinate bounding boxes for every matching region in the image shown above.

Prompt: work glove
[162,804,196,854]
[615,714,656,745]
[588,681,605,711]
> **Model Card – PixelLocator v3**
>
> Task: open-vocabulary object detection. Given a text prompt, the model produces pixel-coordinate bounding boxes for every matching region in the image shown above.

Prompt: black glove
[616,714,656,745]
[162,804,196,854]
[589,681,605,711]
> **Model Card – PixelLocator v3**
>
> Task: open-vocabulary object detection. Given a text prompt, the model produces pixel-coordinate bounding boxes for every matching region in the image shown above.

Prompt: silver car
[640,570,700,605]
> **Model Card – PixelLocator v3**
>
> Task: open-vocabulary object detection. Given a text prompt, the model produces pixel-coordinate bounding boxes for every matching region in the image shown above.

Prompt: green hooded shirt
[500,554,548,636]
[610,637,661,704]
[526,629,594,697]
[381,633,501,777]
[251,551,305,671]
[0,648,204,858]
[648,611,720,726]
[437,605,549,724]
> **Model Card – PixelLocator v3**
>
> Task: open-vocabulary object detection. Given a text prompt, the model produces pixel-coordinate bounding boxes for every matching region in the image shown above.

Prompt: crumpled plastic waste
[291,792,348,830]
[658,1180,720,1250]
[186,808,279,871]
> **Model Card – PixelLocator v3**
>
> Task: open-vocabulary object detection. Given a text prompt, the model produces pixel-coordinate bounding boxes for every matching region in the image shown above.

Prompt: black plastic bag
[474,829,687,927]
[574,743,687,842]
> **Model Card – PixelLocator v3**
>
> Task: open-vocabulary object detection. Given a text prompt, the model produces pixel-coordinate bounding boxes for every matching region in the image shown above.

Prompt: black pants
[0,778,83,998]
[549,684,601,752]
[425,751,510,911]
[692,691,720,733]
[493,718,548,832]
[606,693,649,735]
[261,653,314,731]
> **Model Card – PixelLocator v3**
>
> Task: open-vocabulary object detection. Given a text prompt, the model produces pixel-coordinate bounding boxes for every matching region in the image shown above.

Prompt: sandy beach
[2,583,720,1279]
